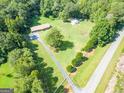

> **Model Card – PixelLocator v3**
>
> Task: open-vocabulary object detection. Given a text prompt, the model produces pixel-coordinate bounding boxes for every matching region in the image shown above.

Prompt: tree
[84,19,117,52]
[83,36,98,52]
[66,65,77,73]
[91,20,116,47]
[0,32,27,54]
[90,1,109,22]
[5,16,28,33]
[31,78,43,93]
[8,48,35,76]
[61,2,81,21]
[15,77,32,93]
[109,1,124,23]
[40,0,54,17]
[0,16,7,31]
[79,0,93,19]
[46,28,64,50]
[0,50,6,65]
[52,0,63,17]
[72,52,86,67]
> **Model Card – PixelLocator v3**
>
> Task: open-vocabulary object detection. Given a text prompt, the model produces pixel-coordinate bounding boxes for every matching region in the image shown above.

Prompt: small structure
[71,19,79,25]
[31,24,51,33]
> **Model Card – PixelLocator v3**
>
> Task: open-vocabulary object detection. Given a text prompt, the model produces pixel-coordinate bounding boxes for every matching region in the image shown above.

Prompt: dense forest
[0,0,124,93]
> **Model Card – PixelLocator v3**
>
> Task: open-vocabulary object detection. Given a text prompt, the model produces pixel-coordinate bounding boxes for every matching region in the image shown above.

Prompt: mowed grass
[31,40,64,86]
[0,63,14,88]
[33,17,111,87]
[37,17,94,68]
[95,37,124,93]
[72,45,110,87]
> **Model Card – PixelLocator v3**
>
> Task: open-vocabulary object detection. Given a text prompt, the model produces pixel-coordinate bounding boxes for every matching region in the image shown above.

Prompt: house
[31,24,51,33]
[71,19,79,25]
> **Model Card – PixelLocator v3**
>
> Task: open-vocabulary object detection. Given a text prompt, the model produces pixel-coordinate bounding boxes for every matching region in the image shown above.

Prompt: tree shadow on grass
[60,41,74,51]
[27,40,65,93]
[6,73,13,78]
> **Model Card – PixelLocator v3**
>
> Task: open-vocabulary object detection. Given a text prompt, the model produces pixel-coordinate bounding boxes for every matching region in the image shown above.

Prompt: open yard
[0,63,14,88]
[33,16,111,87]
[0,16,111,89]
[37,17,94,68]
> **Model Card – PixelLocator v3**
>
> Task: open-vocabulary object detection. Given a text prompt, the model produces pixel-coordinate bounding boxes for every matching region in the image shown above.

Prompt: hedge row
[66,52,88,73]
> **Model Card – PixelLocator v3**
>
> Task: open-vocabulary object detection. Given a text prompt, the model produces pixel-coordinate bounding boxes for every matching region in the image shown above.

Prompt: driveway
[32,33,81,93]
[30,29,124,93]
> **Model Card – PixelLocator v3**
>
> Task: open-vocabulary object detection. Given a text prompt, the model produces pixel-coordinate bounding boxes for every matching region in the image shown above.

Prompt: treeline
[0,0,41,66]
[0,0,64,93]
[40,0,124,51]
[83,0,124,51]
[40,0,109,21]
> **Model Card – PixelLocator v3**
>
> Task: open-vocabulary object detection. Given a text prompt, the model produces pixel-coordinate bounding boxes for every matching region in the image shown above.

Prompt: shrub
[72,52,88,67]
[66,65,77,73]
[72,58,82,67]
[83,36,98,52]
[46,28,64,50]
[76,52,83,59]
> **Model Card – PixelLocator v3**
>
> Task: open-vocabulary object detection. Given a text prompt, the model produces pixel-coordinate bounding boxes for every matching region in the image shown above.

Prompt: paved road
[81,30,124,93]
[33,33,81,93]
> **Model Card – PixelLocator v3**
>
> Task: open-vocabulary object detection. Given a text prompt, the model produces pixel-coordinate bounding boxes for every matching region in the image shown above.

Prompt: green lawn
[34,17,111,87]
[0,63,14,88]
[38,17,94,68]
[95,38,124,93]
[0,16,111,89]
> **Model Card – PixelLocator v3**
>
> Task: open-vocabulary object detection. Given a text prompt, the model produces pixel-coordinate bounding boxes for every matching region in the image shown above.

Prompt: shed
[31,24,51,33]
[71,19,79,25]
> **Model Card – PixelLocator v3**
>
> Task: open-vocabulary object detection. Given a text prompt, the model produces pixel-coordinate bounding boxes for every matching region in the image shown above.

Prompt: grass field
[37,17,94,68]
[0,16,111,89]
[34,17,111,87]
[95,37,124,93]
[31,17,94,86]
[0,63,14,88]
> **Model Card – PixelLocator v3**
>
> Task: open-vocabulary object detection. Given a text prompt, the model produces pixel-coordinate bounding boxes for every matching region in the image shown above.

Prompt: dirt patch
[69,72,77,77]
[105,54,124,93]
[64,84,73,93]
[105,75,117,93]
[116,55,124,73]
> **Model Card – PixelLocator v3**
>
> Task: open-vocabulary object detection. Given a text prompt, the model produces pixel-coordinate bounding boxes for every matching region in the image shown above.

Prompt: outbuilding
[71,19,79,25]
[31,24,51,33]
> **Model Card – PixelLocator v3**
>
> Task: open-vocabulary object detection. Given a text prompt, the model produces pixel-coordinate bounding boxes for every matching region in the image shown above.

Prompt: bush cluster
[66,52,88,73]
